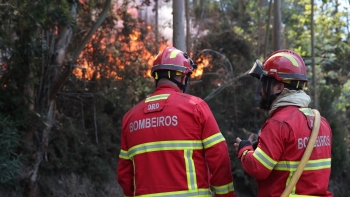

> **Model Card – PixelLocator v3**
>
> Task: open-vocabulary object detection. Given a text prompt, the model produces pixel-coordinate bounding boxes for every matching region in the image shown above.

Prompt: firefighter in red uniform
[234,50,333,197]
[117,46,235,197]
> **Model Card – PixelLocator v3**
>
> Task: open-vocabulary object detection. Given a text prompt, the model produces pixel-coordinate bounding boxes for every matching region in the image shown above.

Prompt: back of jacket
[117,85,235,197]
[239,106,332,197]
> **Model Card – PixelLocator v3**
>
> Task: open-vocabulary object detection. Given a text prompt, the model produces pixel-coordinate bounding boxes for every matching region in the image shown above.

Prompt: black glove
[252,140,258,150]
[237,140,252,153]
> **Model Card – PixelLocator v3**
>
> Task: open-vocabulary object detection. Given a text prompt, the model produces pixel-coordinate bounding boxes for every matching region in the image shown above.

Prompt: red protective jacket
[117,85,235,197]
[238,106,332,197]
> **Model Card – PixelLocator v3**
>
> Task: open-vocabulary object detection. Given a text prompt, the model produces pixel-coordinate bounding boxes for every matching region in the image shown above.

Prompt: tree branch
[72,0,112,62]
[49,0,112,99]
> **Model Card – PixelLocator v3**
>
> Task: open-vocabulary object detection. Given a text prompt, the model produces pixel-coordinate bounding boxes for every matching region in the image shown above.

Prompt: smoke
[136,0,173,45]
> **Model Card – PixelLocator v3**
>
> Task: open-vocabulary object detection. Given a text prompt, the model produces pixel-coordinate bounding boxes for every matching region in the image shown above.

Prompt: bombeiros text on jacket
[297,135,331,149]
[129,115,178,132]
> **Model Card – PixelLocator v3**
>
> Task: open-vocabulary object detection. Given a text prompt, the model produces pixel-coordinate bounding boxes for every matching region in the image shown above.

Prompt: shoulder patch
[144,94,170,113]
[299,108,315,129]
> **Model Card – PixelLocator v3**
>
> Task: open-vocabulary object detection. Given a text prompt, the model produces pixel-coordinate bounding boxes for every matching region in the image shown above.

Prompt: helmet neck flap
[154,70,190,92]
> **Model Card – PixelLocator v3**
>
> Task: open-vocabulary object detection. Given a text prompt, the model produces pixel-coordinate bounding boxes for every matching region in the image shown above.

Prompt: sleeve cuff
[237,146,253,159]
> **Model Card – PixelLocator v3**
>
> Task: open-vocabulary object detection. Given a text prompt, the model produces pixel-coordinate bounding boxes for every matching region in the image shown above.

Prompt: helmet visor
[248,60,264,79]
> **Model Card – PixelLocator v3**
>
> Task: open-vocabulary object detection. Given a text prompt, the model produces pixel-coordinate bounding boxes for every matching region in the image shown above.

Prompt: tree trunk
[155,0,159,52]
[257,0,264,57]
[264,0,273,58]
[273,0,282,50]
[311,0,318,108]
[24,1,111,196]
[173,0,186,51]
[185,0,191,53]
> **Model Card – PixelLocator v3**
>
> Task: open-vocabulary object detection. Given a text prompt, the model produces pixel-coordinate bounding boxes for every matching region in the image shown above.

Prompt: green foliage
[337,80,350,110]
[329,120,348,178]
[192,11,264,138]
[193,0,350,196]
[0,114,23,190]
[42,114,114,182]
[192,19,264,195]
[317,85,349,196]
[0,0,75,122]
[35,1,157,195]
[280,3,350,195]
[318,86,347,172]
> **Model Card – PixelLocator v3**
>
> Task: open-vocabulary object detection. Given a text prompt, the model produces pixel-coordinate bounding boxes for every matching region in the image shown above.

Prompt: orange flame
[192,56,212,79]
[73,2,199,81]
[193,57,209,78]
[74,25,169,81]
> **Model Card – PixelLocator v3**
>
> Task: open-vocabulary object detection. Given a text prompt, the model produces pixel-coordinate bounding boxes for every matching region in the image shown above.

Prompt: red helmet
[249,49,308,82]
[151,47,195,79]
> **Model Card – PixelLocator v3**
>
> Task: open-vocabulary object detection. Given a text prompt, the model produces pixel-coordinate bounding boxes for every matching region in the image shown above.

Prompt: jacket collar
[154,85,181,93]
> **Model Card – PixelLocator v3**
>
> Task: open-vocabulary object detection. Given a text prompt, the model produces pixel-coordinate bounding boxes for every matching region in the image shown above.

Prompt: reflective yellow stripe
[135,189,212,197]
[184,150,197,190]
[212,182,234,195]
[169,49,182,58]
[128,140,203,157]
[132,159,136,196]
[299,108,314,116]
[128,133,227,158]
[279,158,330,197]
[289,194,320,197]
[285,171,295,193]
[267,53,299,67]
[202,133,225,149]
[119,149,129,159]
[274,158,331,171]
[145,94,170,103]
[252,147,277,170]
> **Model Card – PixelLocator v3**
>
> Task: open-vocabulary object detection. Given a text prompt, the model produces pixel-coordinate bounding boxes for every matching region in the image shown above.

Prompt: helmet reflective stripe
[263,70,308,81]
[134,188,212,197]
[184,150,197,190]
[278,75,307,81]
[274,158,331,171]
[212,182,235,195]
[145,94,170,103]
[253,147,278,170]
[266,53,299,67]
[169,49,182,58]
[151,64,188,73]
